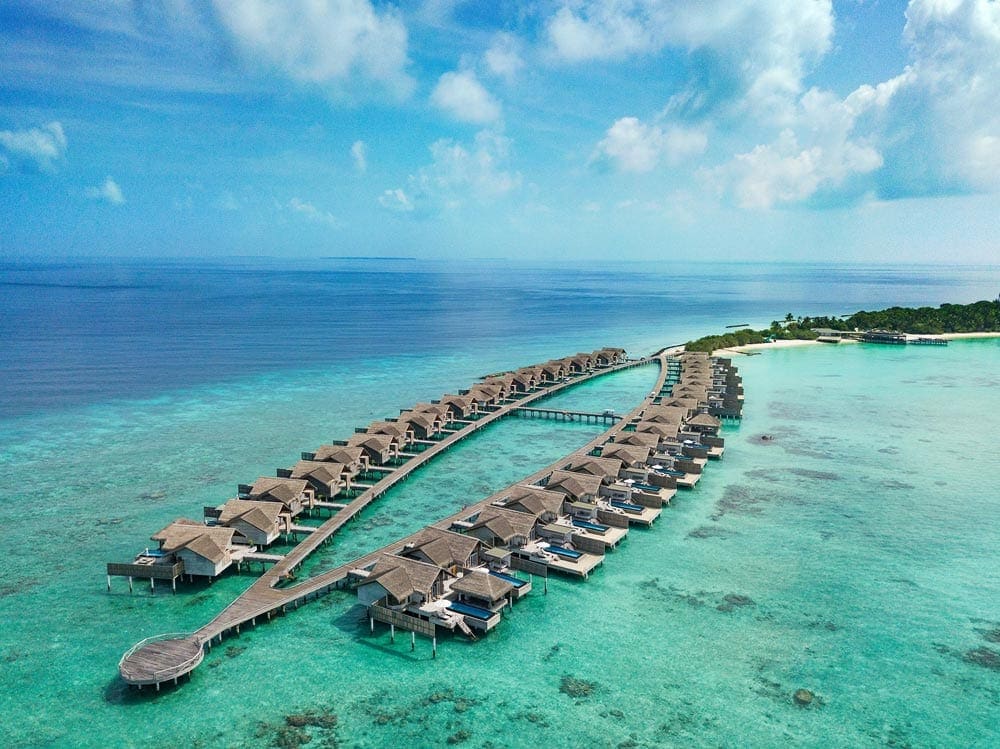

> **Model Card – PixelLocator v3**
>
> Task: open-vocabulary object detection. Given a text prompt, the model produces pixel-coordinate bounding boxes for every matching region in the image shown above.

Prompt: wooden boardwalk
[512,407,622,424]
[119,356,662,685]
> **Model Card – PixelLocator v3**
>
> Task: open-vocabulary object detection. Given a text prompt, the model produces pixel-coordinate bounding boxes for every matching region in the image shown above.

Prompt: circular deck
[118,634,204,686]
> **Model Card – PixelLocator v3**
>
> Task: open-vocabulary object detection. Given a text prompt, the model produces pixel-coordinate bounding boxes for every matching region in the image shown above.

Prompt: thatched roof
[599,443,652,465]
[451,570,513,602]
[565,456,623,481]
[410,402,452,419]
[657,398,699,413]
[545,469,602,499]
[636,421,679,438]
[312,444,365,467]
[402,527,480,567]
[616,431,662,448]
[218,499,283,532]
[249,477,308,506]
[502,485,566,518]
[472,506,536,539]
[642,405,686,424]
[399,411,438,431]
[366,421,410,439]
[290,460,346,492]
[364,555,446,601]
[688,413,722,428]
[346,433,394,452]
[151,519,235,563]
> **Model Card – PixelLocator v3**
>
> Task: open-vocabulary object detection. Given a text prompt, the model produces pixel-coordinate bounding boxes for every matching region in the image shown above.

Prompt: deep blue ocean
[1,259,998,748]
[2,258,997,417]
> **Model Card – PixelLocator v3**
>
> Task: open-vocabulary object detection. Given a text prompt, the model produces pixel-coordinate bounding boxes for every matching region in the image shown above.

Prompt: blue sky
[1,0,998,262]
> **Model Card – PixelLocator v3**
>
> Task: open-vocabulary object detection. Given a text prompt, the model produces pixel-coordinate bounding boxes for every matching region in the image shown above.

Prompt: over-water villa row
[114,349,742,690]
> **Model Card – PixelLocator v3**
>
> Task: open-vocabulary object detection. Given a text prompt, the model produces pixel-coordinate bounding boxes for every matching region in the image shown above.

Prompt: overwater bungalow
[543,469,604,504]
[615,430,662,451]
[686,412,722,435]
[366,420,414,450]
[244,476,314,516]
[448,570,515,628]
[494,484,566,522]
[539,360,567,381]
[346,432,399,465]
[398,410,444,440]
[356,554,452,608]
[465,384,503,410]
[150,519,238,578]
[657,398,699,416]
[395,527,482,572]
[409,402,453,421]
[564,456,625,485]
[439,393,479,419]
[595,347,626,366]
[598,443,653,470]
[636,421,680,442]
[287,459,350,499]
[510,369,540,392]
[465,505,536,549]
[639,406,686,425]
[215,499,287,546]
[310,444,369,476]
[567,353,594,373]
[478,374,516,401]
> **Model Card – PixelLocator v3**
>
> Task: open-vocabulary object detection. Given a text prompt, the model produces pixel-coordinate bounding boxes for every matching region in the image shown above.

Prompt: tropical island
[684,299,1000,353]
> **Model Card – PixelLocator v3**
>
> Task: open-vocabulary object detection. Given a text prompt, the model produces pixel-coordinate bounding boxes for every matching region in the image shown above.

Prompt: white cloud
[213,0,413,96]
[378,188,414,212]
[430,70,501,124]
[419,130,520,198]
[287,197,340,227]
[545,1,833,118]
[0,121,67,171]
[351,140,367,173]
[711,88,883,209]
[85,177,125,205]
[595,117,707,172]
[484,33,525,81]
[885,0,1000,193]
[381,130,521,214]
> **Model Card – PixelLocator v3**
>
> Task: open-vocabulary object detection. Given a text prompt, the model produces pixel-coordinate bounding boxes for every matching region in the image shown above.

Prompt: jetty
[113,348,742,690]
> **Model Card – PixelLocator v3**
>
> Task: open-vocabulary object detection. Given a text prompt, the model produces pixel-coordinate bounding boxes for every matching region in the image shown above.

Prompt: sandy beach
[714,330,1000,356]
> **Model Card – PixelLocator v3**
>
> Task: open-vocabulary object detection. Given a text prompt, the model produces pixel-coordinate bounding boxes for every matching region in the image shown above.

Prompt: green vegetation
[684,299,1000,353]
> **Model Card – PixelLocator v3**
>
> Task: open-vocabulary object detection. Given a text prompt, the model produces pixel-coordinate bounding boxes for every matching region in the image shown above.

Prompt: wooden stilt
[432,636,437,659]
[107,574,111,592]
[128,576,133,593]
[411,631,415,651]
[390,623,395,643]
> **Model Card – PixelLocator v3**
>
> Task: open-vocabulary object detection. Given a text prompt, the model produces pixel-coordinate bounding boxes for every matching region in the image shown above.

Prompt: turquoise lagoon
[1,260,1000,747]
[1,340,998,747]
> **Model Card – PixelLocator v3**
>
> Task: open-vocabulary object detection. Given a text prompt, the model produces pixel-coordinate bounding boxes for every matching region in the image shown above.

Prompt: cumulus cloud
[287,197,340,227]
[378,188,414,212]
[381,130,521,214]
[351,140,367,173]
[213,0,412,96]
[876,0,1000,194]
[430,70,501,124]
[714,0,1000,205]
[0,121,67,171]
[484,33,525,81]
[86,177,125,205]
[545,0,833,118]
[595,117,707,172]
